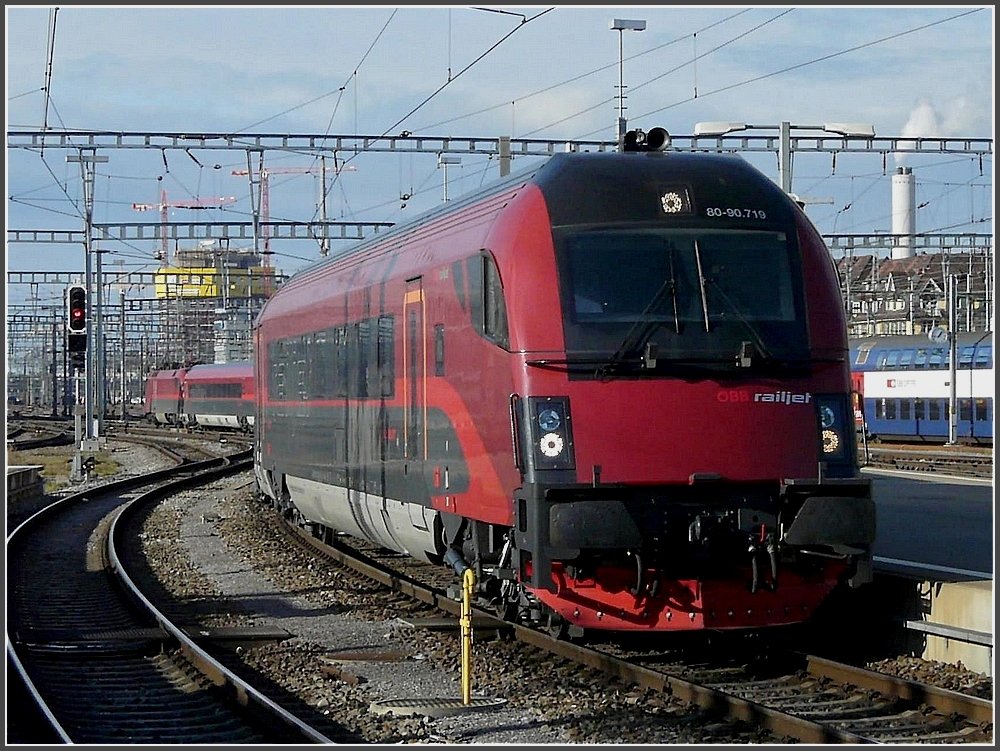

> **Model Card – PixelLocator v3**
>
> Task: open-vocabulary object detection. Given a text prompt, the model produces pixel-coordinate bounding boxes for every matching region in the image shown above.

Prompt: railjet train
[252,129,876,634]
[144,361,255,432]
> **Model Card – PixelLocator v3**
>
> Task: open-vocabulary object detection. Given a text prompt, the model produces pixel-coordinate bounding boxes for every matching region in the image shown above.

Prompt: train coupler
[748,526,778,593]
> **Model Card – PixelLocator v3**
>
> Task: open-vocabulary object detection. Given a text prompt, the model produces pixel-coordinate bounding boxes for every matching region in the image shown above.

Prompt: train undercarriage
[258,470,874,636]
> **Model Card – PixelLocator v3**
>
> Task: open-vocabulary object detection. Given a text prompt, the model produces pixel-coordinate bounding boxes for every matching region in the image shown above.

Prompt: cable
[524,9,792,139]
[417,8,752,134]
[377,8,554,141]
[630,8,985,125]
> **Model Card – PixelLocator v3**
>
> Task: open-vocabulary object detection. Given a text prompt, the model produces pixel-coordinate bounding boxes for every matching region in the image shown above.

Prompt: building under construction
[151,240,277,368]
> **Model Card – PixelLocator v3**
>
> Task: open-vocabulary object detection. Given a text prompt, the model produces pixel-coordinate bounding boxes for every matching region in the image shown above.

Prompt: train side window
[914,398,924,419]
[470,251,510,349]
[899,400,911,420]
[434,324,445,377]
[959,399,972,422]
[269,340,287,400]
[364,318,382,398]
[484,254,509,347]
[297,335,310,400]
[913,348,928,368]
[959,347,974,367]
[898,349,913,369]
[974,399,989,422]
[335,326,348,397]
[357,320,372,399]
[311,330,330,398]
[928,348,944,367]
[379,315,395,397]
[855,345,871,366]
[928,399,942,421]
[885,350,900,368]
[875,352,889,370]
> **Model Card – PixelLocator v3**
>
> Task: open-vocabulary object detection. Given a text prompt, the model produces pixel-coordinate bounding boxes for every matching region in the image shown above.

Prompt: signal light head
[67,285,87,332]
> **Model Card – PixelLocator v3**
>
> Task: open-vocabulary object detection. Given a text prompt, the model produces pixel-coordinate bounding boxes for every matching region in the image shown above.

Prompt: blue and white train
[849,332,994,444]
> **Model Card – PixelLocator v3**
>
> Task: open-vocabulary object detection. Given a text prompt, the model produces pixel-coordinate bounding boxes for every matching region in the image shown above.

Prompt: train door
[176,372,186,426]
[403,278,426,464]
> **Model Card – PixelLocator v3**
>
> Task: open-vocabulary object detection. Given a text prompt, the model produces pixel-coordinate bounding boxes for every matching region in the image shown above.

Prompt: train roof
[147,368,187,380]
[849,332,993,371]
[275,148,794,294]
[184,362,254,380]
[849,332,993,351]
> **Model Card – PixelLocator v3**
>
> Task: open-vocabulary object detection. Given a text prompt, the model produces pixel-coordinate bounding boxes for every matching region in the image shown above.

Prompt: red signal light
[67,285,87,332]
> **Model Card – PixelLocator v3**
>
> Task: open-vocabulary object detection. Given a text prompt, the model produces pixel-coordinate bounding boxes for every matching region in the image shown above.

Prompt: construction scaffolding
[152,240,275,366]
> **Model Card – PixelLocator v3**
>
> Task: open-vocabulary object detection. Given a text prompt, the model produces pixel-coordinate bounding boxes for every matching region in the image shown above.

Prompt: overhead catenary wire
[530,8,794,139]
[41,7,59,134]
[414,8,752,134]
[628,8,985,126]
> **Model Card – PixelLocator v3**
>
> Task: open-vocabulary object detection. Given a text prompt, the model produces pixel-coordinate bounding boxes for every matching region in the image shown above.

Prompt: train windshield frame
[553,226,810,369]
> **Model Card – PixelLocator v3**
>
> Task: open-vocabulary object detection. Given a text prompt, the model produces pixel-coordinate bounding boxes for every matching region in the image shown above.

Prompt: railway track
[860,446,993,478]
[7,432,991,742]
[276,508,993,744]
[5,450,338,745]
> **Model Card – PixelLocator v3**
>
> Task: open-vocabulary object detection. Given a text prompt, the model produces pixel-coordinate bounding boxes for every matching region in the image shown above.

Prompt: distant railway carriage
[181,362,256,432]
[144,368,186,426]
[849,333,994,443]
[253,131,876,635]
[143,361,254,432]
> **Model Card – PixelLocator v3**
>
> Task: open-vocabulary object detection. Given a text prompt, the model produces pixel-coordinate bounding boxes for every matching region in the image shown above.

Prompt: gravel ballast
[14,437,992,743]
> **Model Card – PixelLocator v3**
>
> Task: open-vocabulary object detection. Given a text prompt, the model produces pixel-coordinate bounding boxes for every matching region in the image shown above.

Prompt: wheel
[545,611,569,640]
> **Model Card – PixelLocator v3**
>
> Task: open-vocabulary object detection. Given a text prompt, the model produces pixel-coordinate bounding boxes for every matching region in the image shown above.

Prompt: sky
[5,4,995,312]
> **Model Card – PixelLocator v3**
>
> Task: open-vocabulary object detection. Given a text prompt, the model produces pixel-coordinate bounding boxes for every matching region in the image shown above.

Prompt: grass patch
[6,445,120,493]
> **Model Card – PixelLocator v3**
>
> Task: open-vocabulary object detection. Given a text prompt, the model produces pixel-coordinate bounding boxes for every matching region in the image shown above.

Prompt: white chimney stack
[891,166,915,259]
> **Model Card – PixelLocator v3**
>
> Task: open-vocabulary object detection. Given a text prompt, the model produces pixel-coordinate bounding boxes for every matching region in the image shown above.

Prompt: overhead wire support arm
[7,130,992,158]
[7,221,396,246]
[7,130,618,156]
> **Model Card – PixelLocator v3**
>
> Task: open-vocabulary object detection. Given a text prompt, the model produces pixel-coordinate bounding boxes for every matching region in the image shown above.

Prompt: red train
[253,129,875,635]
[144,361,255,432]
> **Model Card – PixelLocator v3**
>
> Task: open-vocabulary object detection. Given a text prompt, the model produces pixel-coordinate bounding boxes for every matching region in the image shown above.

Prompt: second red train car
[144,361,255,432]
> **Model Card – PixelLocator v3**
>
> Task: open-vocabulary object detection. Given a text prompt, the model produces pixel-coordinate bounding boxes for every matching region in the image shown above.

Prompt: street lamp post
[610,18,646,148]
[693,121,875,195]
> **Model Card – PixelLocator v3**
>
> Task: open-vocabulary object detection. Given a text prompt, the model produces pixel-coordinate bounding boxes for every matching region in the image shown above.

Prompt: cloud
[901,99,943,140]
[895,96,980,164]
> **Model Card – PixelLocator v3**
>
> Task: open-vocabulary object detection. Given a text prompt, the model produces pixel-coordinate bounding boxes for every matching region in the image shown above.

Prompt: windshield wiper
[599,245,680,376]
[701,275,778,368]
[693,238,711,332]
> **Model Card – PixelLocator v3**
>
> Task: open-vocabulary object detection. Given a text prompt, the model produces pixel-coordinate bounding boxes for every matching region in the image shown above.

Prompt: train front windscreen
[554,227,811,373]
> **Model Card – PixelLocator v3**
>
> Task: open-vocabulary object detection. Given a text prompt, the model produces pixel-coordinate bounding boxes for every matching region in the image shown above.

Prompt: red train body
[144,361,255,432]
[253,140,875,634]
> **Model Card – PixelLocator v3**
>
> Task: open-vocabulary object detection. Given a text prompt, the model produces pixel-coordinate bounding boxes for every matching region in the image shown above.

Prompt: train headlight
[538,408,562,432]
[822,429,840,454]
[815,395,853,476]
[527,396,575,470]
[540,433,564,457]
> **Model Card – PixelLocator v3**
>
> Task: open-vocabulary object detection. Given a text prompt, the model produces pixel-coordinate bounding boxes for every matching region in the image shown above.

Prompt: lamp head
[610,18,646,31]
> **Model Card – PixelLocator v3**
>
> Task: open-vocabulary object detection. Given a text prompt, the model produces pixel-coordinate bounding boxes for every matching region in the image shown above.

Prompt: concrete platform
[6,465,44,503]
[908,579,993,676]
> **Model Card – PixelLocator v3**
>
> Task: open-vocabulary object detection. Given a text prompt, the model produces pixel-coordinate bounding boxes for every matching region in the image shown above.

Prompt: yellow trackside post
[460,567,476,704]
